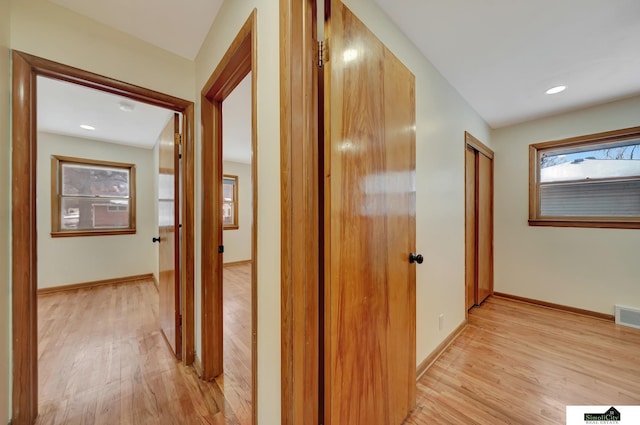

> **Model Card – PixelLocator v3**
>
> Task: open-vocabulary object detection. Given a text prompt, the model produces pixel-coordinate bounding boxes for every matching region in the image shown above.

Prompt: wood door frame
[280,0,321,424]
[10,50,196,425]
[464,131,494,316]
[199,9,258,424]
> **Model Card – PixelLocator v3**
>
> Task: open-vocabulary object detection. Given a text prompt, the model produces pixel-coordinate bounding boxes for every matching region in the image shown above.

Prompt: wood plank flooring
[405,296,640,425]
[216,263,253,425]
[38,272,640,425]
[37,263,252,425]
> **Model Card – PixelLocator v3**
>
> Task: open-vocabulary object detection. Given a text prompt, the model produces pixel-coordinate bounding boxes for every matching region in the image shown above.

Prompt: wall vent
[615,305,640,329]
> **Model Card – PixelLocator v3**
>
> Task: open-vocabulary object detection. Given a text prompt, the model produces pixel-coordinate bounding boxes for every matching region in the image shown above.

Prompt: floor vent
[615,305,640,329]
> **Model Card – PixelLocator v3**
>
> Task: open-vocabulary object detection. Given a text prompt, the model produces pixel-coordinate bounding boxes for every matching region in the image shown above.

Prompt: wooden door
[465,146,477,310]
[464,134,494,309]
[158,113,182,358]
[324,1,416,424]
[476,152,493,304]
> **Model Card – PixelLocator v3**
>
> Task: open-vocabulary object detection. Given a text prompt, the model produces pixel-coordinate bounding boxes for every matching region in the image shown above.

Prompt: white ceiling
[46,0,640,130]
[374,0,640,128]
[37,75,253,163]
[48,0,223,60]
[37,76,173,149]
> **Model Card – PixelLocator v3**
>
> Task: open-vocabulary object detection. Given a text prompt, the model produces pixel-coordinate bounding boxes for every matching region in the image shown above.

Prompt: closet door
[476,151,493,304]
[465,134,494,309]
[465,146,477,310]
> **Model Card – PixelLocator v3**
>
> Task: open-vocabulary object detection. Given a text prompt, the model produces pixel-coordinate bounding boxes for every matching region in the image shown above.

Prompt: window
[223,174,238,229]
[529,126,640,229]
[51,156,136,236]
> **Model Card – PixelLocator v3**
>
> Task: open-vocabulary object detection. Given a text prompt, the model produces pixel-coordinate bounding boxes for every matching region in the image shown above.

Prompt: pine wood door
[465,146,477,310]
[476,152,493,304]
[158,113,181,358]
[324,1,417,423]
[464,135,494,309]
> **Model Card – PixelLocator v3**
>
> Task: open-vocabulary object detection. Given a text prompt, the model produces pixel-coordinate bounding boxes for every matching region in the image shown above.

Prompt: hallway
[35,271,640,424]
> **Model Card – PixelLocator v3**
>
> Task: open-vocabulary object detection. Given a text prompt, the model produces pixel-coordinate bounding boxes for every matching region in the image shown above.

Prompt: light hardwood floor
[38,275,640,425]
[37,263,252,425]
[217,263,253,425]
[405,295,640,424]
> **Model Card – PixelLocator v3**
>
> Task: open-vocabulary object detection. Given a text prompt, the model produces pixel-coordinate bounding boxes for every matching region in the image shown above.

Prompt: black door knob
[409,252,423,264]
[152,237,161,243]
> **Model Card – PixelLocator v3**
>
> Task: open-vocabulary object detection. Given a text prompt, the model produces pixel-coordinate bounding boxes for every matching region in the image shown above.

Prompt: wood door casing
[11,51,195,425]
[324,1,416,424]
[476,152,493,304]
[465,146,477,311]
[200,12,257,425]
[279,0,322,422]
[159,113,181,357]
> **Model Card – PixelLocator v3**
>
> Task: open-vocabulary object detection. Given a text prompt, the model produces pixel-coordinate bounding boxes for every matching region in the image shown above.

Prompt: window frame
[529,126,640,229]
[222,174,239,230]
[51,155,137,237]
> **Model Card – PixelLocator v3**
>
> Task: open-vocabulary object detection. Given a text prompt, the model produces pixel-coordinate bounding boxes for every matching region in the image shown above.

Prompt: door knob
[409,252,423,264]
[152,236,161,243]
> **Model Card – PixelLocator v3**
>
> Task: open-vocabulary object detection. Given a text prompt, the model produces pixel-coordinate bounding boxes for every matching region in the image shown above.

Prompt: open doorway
[217,72,254,424]
[35,76,180,421]
[200,11,257,425]
[11,51,195,425]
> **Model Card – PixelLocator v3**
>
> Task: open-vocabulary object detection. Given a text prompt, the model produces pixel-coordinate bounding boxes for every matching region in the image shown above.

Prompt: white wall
[493,96,640,315]
[37,132,157,288]
[10,0,195,102]
[342,0,491,365]
[194,3,281,423]
[0,0,11,420]
[223,160,252,263]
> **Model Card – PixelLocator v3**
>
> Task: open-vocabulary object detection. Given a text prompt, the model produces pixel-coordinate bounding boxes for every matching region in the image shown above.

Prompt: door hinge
[175,133,182,145]
[178,314,182,327]
[218,245,224,254]
[317,40,328,68]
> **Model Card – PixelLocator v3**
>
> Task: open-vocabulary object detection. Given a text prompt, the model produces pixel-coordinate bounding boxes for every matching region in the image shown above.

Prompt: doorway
[11,51,195,425]
[464,131,494,310]
[199,10,258,425]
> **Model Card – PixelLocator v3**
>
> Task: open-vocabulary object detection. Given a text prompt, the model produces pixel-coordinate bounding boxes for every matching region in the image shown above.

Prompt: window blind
[540,179,640,217]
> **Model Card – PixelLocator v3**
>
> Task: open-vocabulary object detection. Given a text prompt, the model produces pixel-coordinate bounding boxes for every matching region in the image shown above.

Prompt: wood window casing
[529,126,640,229]
[51,155,136,237]
[222,174,239,230]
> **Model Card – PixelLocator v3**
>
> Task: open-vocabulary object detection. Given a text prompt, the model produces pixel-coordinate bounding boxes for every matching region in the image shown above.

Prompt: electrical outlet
[438,314,444,331]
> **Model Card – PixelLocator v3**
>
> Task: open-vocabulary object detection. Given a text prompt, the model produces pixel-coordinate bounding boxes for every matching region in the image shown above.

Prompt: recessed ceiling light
[545,85,567,95]
[80,124,95,131]
[119,101,135,112]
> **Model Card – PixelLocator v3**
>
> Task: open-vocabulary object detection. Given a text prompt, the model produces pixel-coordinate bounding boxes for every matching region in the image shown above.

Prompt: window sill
[51,229,136,238]
[528,219,640,230]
